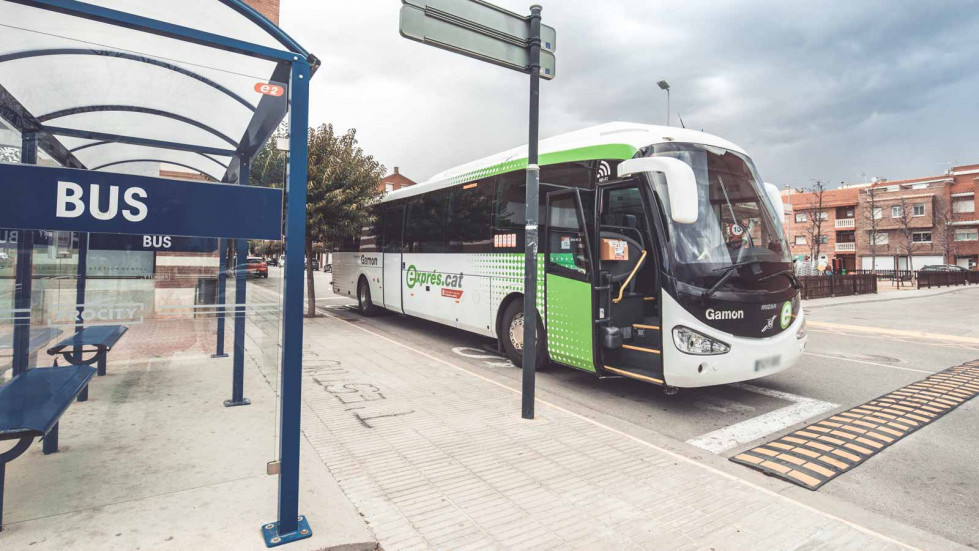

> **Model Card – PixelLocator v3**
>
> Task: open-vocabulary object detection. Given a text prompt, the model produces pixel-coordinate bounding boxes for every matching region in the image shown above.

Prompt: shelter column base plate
[261,515,311,547]
[211,353,229,358]
[224,398,251,408]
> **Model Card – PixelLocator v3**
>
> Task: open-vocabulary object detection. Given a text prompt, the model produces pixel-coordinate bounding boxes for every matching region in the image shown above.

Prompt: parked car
[308,258,319,270]
[267,256,278,267]
[246,257,268,278]
[920,264,967,272]
[322,263,332,273]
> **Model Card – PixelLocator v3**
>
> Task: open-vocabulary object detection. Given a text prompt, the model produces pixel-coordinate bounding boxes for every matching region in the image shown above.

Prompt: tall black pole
[522,4,542,420]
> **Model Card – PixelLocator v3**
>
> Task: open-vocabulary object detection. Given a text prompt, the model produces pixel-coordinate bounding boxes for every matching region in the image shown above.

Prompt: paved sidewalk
[294,310,962,551]
[803,284,979,309]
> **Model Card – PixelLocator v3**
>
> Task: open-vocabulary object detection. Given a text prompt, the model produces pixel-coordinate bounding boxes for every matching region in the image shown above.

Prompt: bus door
[543,189,597,373]
[594,180,664,386]
[381,203,404,313]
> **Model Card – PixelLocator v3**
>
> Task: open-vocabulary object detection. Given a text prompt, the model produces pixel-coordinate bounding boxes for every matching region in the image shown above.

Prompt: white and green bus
[333,122,807,391]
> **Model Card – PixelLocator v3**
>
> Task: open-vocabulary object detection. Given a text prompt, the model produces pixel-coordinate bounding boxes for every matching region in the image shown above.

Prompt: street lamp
[657,80,670,126]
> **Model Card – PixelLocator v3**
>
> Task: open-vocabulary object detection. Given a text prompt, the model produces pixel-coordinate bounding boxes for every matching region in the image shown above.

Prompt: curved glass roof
[0,0,318,182]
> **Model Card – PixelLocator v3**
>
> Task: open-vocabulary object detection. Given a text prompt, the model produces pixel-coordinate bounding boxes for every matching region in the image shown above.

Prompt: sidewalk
[297,310,965,551]
[803,284,979,309]
[0,323,377,551]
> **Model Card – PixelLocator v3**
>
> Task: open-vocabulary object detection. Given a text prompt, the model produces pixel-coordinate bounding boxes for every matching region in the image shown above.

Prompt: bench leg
[97,352,106,377]
[78,384,89,403]
[0,436,33,532]
[42,423,59,455]
[0,462,5,531]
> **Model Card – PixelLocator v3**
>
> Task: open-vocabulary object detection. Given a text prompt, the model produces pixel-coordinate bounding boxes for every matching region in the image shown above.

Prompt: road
[252,268,979,548]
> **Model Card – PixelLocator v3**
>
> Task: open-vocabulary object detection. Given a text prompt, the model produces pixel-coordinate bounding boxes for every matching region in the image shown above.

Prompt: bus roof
[383,122,747,202]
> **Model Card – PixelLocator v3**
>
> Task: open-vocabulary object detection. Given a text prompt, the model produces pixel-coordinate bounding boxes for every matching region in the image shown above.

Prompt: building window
[955,229,978,242]
[795,213,807,223]
[385,183,394,192]
[819,235,829,244]
[886,185,899,192]
[872,233,888,245]
[912,203,925,216]
[911,231,932,243]
[817,211,829,220]
[794,235,807,245]
[872,207,882,220]
[952,199,975,213]
[891,205,903,218]
[911,183,928,190]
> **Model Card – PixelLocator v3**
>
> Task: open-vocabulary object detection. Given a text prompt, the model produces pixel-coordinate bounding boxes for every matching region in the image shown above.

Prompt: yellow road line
[807,321,979,345]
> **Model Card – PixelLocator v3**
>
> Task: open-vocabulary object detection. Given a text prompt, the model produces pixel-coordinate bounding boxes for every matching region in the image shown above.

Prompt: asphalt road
[253,269,979,548]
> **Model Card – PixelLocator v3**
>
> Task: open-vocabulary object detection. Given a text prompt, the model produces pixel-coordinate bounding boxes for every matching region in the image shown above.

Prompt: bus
[333,122,807,392]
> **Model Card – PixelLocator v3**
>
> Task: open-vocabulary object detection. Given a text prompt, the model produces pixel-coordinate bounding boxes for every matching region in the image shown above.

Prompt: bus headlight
[672,326,730,355]
[796,319,807,340]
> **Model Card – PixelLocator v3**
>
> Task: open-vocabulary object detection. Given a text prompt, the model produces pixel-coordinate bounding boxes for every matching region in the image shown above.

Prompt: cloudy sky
[280,1,979,188]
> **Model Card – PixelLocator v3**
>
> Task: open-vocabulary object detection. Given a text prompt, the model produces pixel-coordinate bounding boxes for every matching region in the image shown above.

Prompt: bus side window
[494,172,555,251]
[406,190,450,253]
[447,180,495,253]
[381,203,404,253]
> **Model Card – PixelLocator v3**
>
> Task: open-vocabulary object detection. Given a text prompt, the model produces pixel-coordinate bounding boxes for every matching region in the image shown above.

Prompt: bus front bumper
[661,293,808,389]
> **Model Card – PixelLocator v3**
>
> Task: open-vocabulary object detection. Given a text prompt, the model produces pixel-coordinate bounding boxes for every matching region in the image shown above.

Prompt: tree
[796,180,827,265]
[894,196,920,287]
[862,184,884,273]
[934,194,956,265]
[251,124,385,316]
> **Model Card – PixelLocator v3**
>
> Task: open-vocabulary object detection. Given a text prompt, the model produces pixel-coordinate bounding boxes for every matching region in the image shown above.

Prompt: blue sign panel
[88,234,219,252]
[0,163,282,240]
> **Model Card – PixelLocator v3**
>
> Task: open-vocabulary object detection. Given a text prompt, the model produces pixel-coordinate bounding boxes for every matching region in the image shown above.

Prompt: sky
[280,1,979,189]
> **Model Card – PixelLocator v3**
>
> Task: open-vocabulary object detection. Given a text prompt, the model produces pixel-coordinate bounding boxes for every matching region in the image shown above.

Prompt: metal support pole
[226,160,251,408]
[262,59,312,547]
[666,88,670,127]
[76,232,89,401]
[213,238,229,358]
[521,5,543,420]
[42,423,59,455]
[12,133,37,377]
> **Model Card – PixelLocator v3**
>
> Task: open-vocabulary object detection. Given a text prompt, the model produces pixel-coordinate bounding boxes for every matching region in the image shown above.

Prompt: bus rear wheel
[501,300,548,370]
[357,279,379,316]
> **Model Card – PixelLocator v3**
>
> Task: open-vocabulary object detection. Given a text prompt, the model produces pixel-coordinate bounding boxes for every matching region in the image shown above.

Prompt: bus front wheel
[357,279,379,316]
[501,300,548,370]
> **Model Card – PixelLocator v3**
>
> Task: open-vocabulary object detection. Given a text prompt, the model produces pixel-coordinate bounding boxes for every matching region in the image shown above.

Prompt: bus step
[630,321,662,348]
[603,345,664,384]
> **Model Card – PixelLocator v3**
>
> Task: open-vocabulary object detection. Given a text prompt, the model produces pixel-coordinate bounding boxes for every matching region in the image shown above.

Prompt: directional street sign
[400,0,556,79]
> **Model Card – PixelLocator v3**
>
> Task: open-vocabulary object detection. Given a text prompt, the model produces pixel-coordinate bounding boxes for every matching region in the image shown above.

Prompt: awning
[0,0,319,181]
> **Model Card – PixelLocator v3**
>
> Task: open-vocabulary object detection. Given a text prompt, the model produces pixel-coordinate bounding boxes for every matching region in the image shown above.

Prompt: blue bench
[0,327,64,378]
[47,325,128,377]
[0,365,96,531]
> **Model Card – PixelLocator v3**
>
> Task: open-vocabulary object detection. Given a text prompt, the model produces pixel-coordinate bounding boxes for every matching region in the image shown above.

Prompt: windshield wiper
[757,268,803,289]
[701,259,763,299]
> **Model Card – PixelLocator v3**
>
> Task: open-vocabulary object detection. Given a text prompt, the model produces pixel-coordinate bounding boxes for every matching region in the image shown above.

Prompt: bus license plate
[754,355,781,372]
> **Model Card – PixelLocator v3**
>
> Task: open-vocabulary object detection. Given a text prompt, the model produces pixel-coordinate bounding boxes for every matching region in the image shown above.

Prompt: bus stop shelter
[0,0,317,546]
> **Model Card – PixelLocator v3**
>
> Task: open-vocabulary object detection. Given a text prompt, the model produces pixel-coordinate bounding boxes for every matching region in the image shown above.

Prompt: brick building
[783,187,859,271]
[379,166,416,193]
[781,164,979,271]
[246,0,280,24]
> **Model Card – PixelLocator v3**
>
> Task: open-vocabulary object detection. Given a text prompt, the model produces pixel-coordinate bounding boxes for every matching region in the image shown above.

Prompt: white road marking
[686,383,837,454]
[805,352,933,374]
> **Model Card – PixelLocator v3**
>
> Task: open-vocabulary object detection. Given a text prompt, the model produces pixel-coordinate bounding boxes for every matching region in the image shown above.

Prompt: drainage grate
[731,359,979,490]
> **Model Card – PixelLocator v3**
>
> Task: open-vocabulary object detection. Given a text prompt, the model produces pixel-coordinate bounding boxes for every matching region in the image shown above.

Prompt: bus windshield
[641,143,792,294]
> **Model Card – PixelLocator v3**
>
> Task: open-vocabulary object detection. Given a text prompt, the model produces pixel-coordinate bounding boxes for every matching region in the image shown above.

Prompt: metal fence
[851,269,915,281]
[917,270,979,289]
[798,274,878,300]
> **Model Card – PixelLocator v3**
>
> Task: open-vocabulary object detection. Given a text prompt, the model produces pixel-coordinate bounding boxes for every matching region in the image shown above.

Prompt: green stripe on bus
[443,144,639,187]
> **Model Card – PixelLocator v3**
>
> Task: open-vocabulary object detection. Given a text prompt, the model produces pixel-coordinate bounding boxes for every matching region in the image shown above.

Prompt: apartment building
[783,187,859,272]
[780,164,979,271]
[379,166,416,193]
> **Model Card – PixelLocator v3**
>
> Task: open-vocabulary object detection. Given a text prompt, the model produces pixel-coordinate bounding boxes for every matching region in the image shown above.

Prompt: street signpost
[400,0,555,420]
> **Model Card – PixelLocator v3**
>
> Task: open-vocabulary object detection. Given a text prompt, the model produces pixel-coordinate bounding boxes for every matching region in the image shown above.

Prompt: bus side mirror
[617,157,698,224]
[763,182,785,222]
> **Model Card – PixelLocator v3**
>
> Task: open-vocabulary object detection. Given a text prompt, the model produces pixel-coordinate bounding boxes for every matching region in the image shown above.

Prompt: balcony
[835,242,856,252]
[835,218,855,229]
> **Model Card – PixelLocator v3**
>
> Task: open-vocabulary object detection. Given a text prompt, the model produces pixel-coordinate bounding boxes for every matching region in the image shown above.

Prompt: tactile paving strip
[731,359,979,490]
